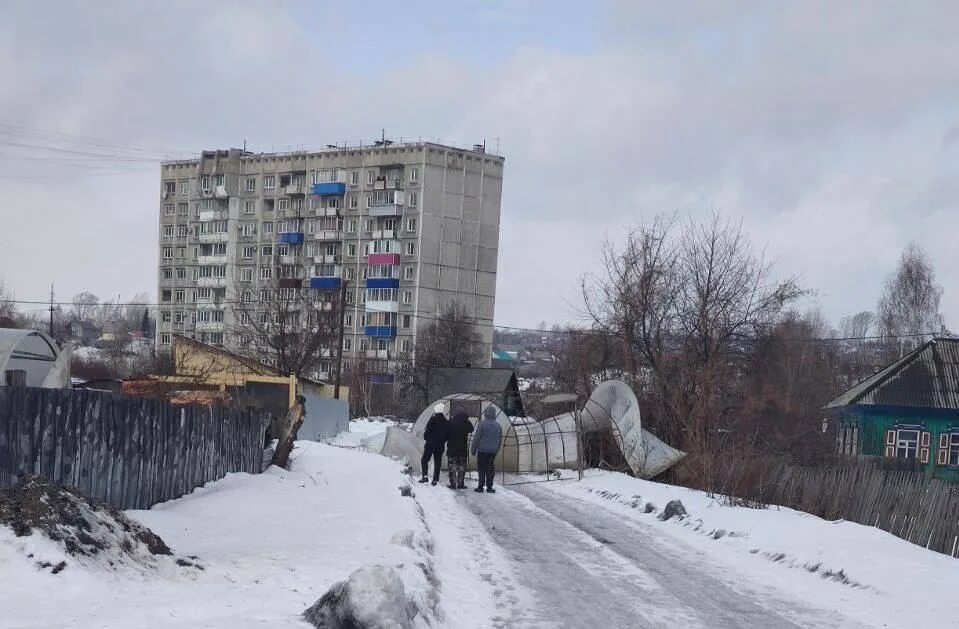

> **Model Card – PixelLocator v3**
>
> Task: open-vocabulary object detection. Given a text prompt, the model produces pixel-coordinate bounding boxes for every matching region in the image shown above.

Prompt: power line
[2,297,948,343]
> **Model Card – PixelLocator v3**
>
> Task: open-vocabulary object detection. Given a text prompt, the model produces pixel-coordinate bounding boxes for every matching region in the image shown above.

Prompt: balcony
[285,184,305,195]
[197,277,227,288]
[214,185,228,198]
[364,325,397,338]
[279,254,298,265]
[314,230,342,240]
[197,255,228,265]
[312,182,346,196]
[365,349,390,359]
[195,320,225,332]
[198,209,228,222]
[277,232,304,245]
[278,278,302,289]
[310,277,342,291]
[320,207,340,217]
[371,229,396,240]
[366,278,399,290]
[198,233,229,243]
[366,300,398,313]
[368,253,401,266]
[313,254,339,264]
[369,203,403,218]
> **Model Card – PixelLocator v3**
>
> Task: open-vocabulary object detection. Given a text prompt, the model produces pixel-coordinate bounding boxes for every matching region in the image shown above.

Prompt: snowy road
[455,482,864,629]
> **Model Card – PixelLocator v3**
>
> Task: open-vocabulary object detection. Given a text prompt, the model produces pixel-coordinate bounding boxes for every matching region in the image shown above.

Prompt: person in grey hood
[470,406,503,493]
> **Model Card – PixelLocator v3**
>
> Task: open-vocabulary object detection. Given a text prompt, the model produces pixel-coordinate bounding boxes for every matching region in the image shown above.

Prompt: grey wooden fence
[765,459,959,558]
[0,387,268,509]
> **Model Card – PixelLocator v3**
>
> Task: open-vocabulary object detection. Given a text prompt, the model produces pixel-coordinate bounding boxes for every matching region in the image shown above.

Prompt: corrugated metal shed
[826,337,959,409]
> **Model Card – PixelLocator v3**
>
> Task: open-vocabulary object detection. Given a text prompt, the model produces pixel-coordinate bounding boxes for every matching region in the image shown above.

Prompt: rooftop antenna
[48,283,55,336]
[243,139,247,151]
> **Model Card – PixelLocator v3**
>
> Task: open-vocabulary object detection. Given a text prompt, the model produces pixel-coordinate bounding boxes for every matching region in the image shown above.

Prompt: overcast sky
[1,1,957,330]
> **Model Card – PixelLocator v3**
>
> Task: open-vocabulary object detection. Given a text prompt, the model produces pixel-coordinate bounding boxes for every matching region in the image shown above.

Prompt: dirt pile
[0,475,190,573]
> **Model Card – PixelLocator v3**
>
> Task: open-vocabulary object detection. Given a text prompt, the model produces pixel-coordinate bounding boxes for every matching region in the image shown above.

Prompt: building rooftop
[826,337,959,410]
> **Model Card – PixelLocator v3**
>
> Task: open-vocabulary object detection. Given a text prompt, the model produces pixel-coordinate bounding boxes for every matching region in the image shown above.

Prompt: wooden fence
[0,387,268,509]
[765,459,959,558]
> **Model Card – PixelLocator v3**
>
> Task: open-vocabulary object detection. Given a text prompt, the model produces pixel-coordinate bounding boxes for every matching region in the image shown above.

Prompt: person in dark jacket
[420,403,449,485]
[470,406,503,493]
[445,410,474,489]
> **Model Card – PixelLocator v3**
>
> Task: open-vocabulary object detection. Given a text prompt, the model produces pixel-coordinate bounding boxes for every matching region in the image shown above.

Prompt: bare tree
[549,327,622,400]
[878,243,944,345]
[230,278,342,379]
[0,281,20,328]
[399,302,484,408]
[839,311,875,339]
[582,212,804,486]
[70,291,100,322]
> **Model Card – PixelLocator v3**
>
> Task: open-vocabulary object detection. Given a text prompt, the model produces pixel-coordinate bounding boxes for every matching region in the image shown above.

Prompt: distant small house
[428,367,525,416]
[491,349,518,369]
[826,337,959,482]
[0,328,71,388]
[65,320,101,345]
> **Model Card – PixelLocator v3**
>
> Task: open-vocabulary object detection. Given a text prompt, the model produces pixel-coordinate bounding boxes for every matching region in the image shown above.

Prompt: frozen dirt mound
[0,476,195,573]
[304,564,418,629]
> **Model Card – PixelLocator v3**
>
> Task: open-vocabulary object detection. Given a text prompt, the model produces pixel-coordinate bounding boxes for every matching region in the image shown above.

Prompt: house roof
[826,337,959,410]
[428,367,518,400]
[172,335,326,387]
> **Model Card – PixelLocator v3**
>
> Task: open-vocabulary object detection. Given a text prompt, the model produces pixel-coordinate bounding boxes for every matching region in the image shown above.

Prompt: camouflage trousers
[448,456,467,487]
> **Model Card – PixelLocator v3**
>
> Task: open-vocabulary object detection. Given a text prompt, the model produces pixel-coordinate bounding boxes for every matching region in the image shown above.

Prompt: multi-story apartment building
[156,141,504,381]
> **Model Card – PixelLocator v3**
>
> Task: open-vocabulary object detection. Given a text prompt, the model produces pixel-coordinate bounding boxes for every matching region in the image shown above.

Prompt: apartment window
[350,171,359,185]
[346,266,356,280]
[406,217,416,232]
[160,311,171,323]
[401,339,412,353]
[402,314,411,329]
[177,225,189,237]
[259,312,269,324]
[366,194,373,208]
[241,268,254,282]
[344,337,352,351]
[242,245,256,259]
[367,170,375,185]
[278,198,290,211]
[174,289,185,303]
[405,242,415,256]
[197,287,212,299]
[264,175,276,191]
[408,191,418,207]
[200,175,210,192]
[402,290,412,305]
[177,203,188,216]
[177,180,188,194]
[404,266,414,280]
[164,180,176,195]
[359,338,370,351]
[244,200,255,214]
[161,268,173,280]
[163,225,174,237]
[162,247,174,259]
[176,268,187,280]
[409,167,418,182]
[213,174,224,188]
[292,197,303,211]
[348,195,358,209]
[160,333,172,345]
[263,222,274,234]
[263,198,274,212]
[173,311,186,324]
[347,243,356,257]
[344,313,353,327]
[328,197,338,209]
[361,267,368,280]
[277,243,289,256]
[241,223,257,237]
[347,219,357,233]
[245,177,256,192]
[239,313,250,324]
[261,245,273,257]
[242,290,254,303]
[260,267,273,280]
[163,204,174,216]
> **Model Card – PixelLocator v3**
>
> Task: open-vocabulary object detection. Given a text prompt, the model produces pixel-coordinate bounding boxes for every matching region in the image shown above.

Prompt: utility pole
[48,284,55,337]
[333,280,348,400]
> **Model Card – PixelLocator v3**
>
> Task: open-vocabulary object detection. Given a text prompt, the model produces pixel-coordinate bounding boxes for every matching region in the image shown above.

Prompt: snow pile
[545,469,959,627]
[326,417,399,451]
[304,564,419,629]
[0,475,184,574]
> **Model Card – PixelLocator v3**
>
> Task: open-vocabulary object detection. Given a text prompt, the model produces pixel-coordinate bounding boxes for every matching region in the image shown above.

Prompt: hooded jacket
[445,410,475,458]
[423,412,449,450]
[470,407,503,455]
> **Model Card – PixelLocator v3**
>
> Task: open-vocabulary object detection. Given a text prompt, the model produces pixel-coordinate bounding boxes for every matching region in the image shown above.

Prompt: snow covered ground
[3,445,957,628]
[526,470,959,628]
[324,417,399,451]
[0,444,446,628]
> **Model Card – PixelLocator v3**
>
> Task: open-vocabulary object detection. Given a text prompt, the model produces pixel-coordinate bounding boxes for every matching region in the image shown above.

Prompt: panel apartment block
[156,142,504,381]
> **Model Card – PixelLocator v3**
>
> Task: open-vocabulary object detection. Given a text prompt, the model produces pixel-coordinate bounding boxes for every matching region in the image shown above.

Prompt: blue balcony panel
[370,373,395,384]
[310,277,341,290]
[278,232,304,245]
[312,182,347,196]
[364,325,398,338]
[366,277,400,290]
